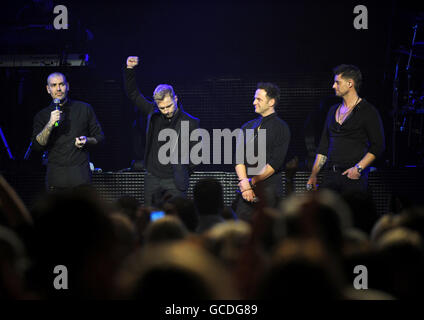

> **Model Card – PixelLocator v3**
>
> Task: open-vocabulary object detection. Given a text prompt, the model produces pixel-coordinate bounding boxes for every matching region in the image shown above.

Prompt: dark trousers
[320,168,378,234]
[234,177,282,222]
[47,186,70,193]
[144,172,185,207]
[46,163,91,190]
[320,169,368,194]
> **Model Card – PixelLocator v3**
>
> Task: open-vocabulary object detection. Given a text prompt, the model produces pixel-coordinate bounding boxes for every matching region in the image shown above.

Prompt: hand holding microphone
[49,99,62,127]
[54,98,61,127]
[49,98,62,128]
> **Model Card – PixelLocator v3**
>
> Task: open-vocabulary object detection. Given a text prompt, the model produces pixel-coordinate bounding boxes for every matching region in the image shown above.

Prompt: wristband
[249,178,256,187]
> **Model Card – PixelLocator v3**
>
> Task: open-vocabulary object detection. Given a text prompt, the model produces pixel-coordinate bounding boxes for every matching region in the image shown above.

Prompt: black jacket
[123,68,199,191]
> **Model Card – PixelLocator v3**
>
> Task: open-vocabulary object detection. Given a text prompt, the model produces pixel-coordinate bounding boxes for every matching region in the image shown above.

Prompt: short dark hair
[257,82,280,107]
[47,72,67,85]
[153,84,176,102]
[332,64,362,92]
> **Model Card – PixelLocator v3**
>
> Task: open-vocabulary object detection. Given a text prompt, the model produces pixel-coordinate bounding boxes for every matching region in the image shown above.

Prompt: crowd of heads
[1,175,424,300]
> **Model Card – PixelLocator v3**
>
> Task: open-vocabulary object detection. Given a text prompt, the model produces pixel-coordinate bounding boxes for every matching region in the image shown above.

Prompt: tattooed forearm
[317,155,327,169]
[36,123,53,146]
[310,154,327,176]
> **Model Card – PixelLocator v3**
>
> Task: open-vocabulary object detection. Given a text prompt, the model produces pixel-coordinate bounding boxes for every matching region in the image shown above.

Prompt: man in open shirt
[307,64,385,194]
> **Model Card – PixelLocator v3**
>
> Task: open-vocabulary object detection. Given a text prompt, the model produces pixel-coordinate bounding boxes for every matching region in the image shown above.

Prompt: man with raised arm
[124,56,199,206]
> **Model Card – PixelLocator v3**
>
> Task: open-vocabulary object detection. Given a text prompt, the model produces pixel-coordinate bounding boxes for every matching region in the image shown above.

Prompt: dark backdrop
[1,0,423,173]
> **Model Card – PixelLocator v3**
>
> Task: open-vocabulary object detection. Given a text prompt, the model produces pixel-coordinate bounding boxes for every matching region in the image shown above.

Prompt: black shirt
[236,112,291,179]
[146,109,181,178]
[317,99,385,167]
[32,99,104,167]
[124,68,199,181]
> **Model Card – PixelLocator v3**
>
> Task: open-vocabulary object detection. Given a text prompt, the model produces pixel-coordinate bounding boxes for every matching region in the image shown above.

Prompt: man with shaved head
[32,72,104,191]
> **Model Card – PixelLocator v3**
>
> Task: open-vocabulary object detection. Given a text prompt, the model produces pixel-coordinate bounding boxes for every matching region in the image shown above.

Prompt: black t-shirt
[32,99,104,187]
[317,99,385,167]
[236,112,291,181]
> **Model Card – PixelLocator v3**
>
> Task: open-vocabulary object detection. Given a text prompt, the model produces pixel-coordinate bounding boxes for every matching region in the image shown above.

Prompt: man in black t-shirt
[307,64,385,194]
[32,72,104,191]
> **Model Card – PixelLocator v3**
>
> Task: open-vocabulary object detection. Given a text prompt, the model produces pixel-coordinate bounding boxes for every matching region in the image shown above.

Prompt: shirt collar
[260,112,277,122]
[49,98,71,108]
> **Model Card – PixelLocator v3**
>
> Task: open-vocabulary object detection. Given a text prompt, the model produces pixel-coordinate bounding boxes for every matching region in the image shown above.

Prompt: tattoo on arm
[317,155,327,169]
[36,123,53,146]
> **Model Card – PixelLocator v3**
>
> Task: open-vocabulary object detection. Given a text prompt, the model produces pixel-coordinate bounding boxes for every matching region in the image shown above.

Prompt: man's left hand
[75,136,87,149]
[342,167,361,180]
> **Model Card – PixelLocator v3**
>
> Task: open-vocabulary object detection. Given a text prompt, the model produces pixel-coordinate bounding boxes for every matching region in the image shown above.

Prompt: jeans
[320,169,368,194]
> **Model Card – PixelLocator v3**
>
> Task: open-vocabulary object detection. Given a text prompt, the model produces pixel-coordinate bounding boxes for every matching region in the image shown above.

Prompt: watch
[355,164,363,174]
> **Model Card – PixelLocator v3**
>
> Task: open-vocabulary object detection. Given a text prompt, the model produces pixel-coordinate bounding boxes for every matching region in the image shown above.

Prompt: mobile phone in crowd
[150,211,165,221]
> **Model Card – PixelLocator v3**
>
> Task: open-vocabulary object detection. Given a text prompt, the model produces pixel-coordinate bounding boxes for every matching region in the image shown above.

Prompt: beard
[335,87,349,97]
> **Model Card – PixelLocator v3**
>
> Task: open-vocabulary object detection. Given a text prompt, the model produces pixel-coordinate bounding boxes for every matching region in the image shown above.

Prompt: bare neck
[342,91,360,109]
[58,98,68,106]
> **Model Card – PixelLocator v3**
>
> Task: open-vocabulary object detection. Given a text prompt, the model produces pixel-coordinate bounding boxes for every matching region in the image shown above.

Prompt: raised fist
[126,56,139,69]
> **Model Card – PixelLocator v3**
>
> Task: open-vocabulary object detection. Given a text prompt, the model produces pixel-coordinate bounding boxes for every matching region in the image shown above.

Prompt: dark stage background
[1,0,423,176]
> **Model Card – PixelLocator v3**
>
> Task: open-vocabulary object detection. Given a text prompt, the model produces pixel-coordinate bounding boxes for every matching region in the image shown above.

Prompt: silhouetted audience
[163,196,198,232]
[26,191,119,299]
[109,212,138,262]
[2,172,424,300]
[0,225,33,299]
[372,227,424,299]
[143,215,188,245]
[116,241,238,299]
[203,220,251,270]
[256,239,345,299]
[113,196,141,223]
[277,190,353,256]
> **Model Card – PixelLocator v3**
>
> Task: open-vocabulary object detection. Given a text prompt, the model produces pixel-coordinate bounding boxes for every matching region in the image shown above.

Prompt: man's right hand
[238,178,251,193]
[242,189,256,202]
[126,56,139,69]
[48,109,62,128]
[306,175,318,191]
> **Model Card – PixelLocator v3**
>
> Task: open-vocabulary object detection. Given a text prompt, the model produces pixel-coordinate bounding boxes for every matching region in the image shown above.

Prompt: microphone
[53,98,61,127]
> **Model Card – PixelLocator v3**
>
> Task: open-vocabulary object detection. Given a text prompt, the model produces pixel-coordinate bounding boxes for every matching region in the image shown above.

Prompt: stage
[3,168,423,216]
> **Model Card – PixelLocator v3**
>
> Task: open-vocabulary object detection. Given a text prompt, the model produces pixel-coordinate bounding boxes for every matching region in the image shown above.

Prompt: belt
[327,164,351,172]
